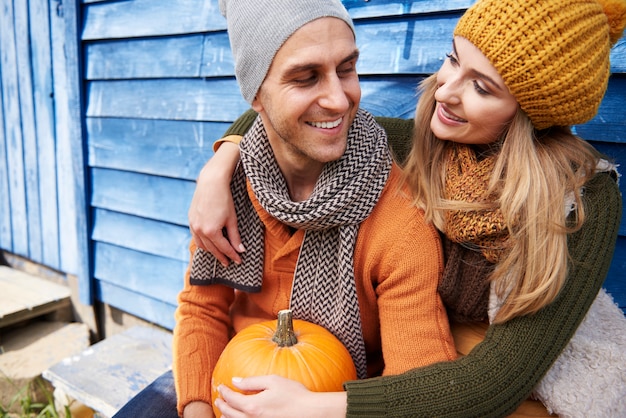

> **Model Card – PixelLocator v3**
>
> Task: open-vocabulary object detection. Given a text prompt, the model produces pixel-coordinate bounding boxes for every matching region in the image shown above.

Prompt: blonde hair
[404,74,602,323]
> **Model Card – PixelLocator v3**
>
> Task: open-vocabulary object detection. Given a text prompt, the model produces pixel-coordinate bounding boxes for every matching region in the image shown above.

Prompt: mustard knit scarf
[444,144,509,263]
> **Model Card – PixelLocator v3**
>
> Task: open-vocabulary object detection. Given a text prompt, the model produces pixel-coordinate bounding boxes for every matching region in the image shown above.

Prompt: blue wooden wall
[0,0,88,297]
[1,0,625,330]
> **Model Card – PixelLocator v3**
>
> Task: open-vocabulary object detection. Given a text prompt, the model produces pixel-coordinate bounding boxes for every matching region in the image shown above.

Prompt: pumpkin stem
[272,309,298,347]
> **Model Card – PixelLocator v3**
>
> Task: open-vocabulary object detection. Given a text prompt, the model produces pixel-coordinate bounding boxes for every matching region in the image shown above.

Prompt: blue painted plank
[82,0,226,40]
[96,280,177,330]
[84,35,208,80]
[84,77,423,121]
[86,78,249,121]
[43,325,173,417]
[0,57,10,249]
[63,0,91,290]
[94,242,185,306]
[610,38,626,72]
[15,0,43,261]
[51,0,91,301]
[92,209,191,262]
[344,0,474,18]
[592,142,626,237]
[84,15,456,81]
[87,118,220,180]
[573,78,626,143]
[51,0,77,274]
[85,32,236,80]
[361,76,422,118]
[0,0,28,256]
[80,0,477,41]
[355,14,461,74]
[201,31,235,77]
[30,0,60,267]
[90,168,195,226]
[605,236,626,312]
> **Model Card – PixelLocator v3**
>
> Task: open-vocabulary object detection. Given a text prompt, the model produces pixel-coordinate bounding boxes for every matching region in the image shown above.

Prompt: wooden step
[0,266,71,329]
[0,320,90,413]
[43,325,173,418]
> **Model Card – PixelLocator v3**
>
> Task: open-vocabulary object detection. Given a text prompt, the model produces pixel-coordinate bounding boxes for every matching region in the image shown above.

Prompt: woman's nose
[434,76,461,105]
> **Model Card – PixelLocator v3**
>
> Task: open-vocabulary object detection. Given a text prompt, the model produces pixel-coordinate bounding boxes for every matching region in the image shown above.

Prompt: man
[115,1,455,417]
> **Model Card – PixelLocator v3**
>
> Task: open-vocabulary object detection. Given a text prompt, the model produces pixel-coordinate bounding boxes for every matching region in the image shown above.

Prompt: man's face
[252,17,360,174]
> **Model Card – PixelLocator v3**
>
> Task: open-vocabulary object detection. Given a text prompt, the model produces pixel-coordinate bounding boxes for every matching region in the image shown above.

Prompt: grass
[0,375,72,418]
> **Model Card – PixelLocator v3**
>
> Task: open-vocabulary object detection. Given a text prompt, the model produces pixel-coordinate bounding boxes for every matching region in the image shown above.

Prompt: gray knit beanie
[219,0,355,104]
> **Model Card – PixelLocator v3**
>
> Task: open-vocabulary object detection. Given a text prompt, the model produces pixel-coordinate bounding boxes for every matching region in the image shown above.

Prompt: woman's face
[431,36,519,145]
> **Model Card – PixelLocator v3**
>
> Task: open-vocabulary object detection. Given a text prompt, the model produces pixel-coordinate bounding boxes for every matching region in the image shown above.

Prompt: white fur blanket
[530,288,626,417]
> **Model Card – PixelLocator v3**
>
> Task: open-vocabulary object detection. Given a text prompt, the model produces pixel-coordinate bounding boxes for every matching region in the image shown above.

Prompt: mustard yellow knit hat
[454,0,626,130]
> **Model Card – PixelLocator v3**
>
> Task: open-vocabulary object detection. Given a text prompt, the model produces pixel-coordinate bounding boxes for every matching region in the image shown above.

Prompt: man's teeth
[309,118,342,129]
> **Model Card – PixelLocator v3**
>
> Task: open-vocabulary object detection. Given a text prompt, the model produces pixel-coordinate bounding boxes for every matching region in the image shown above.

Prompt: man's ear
[251,97,263,112]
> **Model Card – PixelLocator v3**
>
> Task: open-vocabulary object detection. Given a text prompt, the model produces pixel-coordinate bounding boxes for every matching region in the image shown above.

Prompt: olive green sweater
[224,110,622,417]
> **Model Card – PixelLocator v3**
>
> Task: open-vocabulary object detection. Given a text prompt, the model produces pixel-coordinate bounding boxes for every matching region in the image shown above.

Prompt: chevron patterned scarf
[190,108,392,378]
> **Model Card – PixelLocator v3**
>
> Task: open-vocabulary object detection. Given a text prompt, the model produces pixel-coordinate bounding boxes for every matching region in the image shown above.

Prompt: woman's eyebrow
[469,69,505,91]
[453,39,505,92]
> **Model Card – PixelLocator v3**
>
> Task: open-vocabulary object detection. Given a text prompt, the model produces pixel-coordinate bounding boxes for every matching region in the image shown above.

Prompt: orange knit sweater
[173,164,456,415]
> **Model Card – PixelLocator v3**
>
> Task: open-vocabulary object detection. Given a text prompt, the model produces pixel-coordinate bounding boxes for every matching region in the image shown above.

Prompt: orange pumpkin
[211,309,357,417]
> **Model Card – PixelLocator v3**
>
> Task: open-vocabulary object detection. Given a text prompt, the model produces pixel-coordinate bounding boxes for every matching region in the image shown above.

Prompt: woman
[190,0,626,416]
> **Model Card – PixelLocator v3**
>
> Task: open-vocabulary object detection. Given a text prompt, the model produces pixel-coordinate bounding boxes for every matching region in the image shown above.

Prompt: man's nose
[318,75,351,112]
